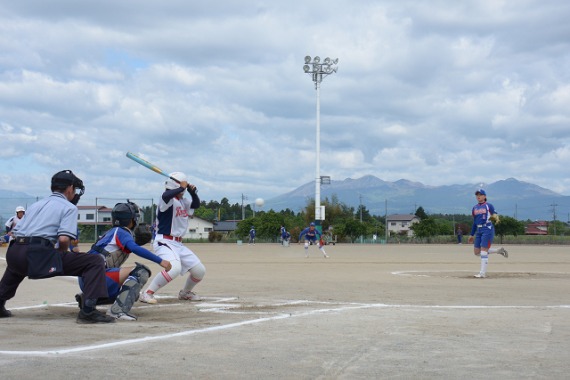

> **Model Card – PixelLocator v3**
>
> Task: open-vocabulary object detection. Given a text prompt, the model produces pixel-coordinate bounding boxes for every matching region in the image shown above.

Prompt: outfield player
[281,228,291,246]
[298,222,329,258]
[76,201,172,320]
[248,226,256,245]
[468,189,508,278]
[139,172,205,304]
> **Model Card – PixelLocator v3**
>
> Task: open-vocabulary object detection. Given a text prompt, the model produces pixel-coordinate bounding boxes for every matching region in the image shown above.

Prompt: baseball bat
[126,152,182,184]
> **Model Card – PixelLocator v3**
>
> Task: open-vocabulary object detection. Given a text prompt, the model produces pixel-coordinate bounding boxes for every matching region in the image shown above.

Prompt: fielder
[298,222,329,258]
[3,206,25,244]
[76,201,172,320]
[139,172,205,304]
[468,189,508,278]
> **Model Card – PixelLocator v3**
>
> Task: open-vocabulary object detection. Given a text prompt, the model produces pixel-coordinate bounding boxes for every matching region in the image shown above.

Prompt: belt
[162,235,182,242]
[477,223,491,228]
[15,236,53,246]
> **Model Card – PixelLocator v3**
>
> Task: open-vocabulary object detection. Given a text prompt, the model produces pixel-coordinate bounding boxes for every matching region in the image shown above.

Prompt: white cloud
[0,0,568,213]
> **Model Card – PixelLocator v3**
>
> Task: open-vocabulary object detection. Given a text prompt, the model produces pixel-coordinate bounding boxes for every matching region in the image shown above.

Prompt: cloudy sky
[1,0,569,207]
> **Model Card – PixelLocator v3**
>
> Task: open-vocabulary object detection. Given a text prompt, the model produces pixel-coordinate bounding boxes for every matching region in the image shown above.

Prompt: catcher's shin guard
[110,263,151,315]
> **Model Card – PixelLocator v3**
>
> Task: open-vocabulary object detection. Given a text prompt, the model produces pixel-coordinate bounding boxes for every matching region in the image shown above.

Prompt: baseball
[255,198,265,207]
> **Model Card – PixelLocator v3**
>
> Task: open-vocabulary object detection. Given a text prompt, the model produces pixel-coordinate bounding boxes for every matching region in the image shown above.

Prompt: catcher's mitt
[134,223,153,246]
[489,214,500,224]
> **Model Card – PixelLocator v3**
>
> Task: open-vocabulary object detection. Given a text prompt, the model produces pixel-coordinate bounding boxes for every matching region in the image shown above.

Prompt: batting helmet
[165,172,187,190]
[112,201,141,228]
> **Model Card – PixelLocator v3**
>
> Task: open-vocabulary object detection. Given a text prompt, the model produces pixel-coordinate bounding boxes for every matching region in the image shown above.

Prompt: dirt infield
[1,243,569,379]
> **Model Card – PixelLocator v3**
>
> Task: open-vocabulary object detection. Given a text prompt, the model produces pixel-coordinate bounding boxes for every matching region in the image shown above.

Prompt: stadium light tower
[303,55,338,230]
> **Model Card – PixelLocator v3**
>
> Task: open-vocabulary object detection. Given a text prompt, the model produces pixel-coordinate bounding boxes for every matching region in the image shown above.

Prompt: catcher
[75,201,171,321]
[468,189,508,278]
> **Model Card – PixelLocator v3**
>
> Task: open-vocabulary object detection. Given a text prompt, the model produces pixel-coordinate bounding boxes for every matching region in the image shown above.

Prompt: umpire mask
[51,170,85,205]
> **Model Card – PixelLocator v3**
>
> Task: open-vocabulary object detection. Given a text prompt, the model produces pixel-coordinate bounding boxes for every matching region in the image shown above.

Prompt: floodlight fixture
[303,65,310,73]
[305,55,311,64]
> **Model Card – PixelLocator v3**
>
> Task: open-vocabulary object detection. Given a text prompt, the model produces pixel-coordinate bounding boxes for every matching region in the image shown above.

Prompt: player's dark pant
[0,240,109,302]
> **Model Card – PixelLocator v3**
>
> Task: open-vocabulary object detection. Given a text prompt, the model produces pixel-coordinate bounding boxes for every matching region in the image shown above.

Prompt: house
[185,217,214,240]
[213,220,239,235]
[525,221,548,235]
[77,205,113,225]
[386,214,420,237]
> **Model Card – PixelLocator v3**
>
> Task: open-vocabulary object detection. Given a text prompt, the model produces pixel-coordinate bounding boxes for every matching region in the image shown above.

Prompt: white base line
[1,302,569,356]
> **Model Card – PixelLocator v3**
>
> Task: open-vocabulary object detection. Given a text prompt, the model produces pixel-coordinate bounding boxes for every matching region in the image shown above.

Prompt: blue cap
[475,189,486,196]
[310,222,315,226]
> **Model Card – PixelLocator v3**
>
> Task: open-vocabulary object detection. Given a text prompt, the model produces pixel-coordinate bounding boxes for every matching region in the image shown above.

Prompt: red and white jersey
[156,190,195,238]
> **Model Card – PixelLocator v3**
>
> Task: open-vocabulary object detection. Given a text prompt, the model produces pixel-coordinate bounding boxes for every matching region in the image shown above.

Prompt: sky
[1,0,569,208]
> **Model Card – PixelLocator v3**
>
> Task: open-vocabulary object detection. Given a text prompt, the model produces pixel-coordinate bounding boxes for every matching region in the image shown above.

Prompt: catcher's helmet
[112,201,141,228]
[165,172,187,190]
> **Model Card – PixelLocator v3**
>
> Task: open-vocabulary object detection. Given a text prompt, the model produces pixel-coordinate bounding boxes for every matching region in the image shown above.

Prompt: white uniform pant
[153,238,201,275]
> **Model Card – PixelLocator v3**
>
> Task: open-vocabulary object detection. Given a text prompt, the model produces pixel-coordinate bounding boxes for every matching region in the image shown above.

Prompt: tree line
[134,197,569,243]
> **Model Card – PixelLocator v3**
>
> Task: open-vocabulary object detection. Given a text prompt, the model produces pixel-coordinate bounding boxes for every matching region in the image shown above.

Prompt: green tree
[547,220,569,236]
[415,206,428,220]
[411,218,439,239]
[494,216,525,241]
[336,219,367,243]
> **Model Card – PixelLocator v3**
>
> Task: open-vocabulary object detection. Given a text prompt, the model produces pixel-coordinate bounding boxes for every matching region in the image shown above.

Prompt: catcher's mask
[112,201,141,228]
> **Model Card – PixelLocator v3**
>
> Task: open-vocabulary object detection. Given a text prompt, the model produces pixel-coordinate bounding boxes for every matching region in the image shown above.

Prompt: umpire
[0,170,115,324]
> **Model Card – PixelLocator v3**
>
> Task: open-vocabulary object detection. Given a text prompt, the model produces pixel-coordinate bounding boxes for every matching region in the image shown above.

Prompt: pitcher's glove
[134,223,153,246]
[489,214,500,224]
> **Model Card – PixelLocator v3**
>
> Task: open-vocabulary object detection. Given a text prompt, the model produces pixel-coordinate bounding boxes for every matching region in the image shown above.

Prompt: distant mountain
[264,176,569,221]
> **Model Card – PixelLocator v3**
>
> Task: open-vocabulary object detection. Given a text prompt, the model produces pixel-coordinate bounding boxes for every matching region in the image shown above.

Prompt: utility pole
[241,194,248,220]
[550,203,558,235]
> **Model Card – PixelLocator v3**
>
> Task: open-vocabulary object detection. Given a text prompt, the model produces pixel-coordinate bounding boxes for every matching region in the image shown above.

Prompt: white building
[386,214,420,237]
[77,205,113,225]
[184,217,214,240]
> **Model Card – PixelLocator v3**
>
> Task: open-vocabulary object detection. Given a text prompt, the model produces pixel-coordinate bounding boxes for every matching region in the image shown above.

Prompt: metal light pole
[303,55,338,231]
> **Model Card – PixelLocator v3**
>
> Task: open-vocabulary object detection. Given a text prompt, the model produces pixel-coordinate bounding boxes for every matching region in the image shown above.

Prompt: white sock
[145,270,174,293]
[480,252,489,274]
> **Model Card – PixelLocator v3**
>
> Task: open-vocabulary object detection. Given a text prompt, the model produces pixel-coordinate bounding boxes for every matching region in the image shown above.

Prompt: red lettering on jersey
[176,207,189,217]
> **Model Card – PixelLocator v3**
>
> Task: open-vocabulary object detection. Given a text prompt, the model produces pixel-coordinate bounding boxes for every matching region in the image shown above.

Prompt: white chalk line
[392,270,570,277]
[1,299,569,356]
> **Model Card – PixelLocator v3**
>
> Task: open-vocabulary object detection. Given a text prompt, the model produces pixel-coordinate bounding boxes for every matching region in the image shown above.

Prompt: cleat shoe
[77,309,116,324]
[107,309,137,321]
[0,305,12,318]
[75,293,84,309]
[474,273,486,278]
[498,247,509,258]
[178,290,202,301]
[139,291,158,304]
[323,253,329,258]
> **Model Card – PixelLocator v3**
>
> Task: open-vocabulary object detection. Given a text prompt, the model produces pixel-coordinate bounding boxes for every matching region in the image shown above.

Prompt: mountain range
[264,176,570,222]
[1,177,569,223]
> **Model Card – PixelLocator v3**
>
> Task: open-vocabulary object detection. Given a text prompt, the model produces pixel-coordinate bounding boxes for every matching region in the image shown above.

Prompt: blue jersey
[470,202,497,236]
[299,227,321,242]
[249,228,256,238]
[88,226,163,265]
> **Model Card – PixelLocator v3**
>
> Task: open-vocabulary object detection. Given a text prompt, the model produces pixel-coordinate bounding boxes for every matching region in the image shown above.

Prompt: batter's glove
[489,214,500,224]
[134,223,153,246]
